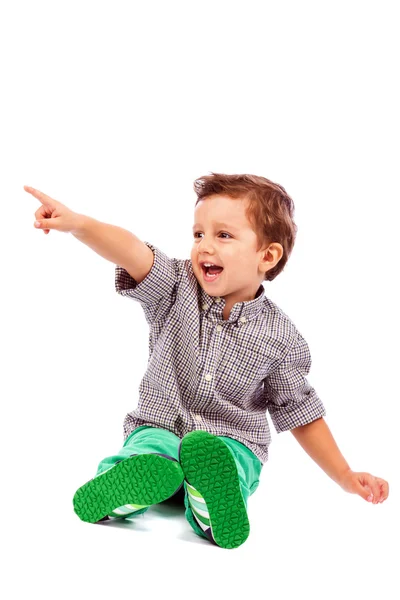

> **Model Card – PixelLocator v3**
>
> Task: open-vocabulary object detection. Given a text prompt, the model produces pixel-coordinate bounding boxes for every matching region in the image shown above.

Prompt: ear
[259,243,283,275]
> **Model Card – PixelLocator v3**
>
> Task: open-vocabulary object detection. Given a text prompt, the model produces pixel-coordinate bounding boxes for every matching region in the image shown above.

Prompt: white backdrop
[1,1,398,599]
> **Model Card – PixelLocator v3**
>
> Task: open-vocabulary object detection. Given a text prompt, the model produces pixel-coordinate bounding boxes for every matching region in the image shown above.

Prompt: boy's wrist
[71,214,92,238]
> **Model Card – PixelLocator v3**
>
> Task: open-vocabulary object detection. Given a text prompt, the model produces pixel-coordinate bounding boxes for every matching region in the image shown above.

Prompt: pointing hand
[24,185,83,235]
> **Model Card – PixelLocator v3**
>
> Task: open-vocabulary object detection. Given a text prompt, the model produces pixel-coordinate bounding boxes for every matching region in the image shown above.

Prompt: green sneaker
[179,431,250,549]
[73,453,184,523]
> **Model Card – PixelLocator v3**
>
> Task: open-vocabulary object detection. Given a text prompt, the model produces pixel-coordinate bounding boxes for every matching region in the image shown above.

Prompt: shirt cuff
[268,388,327,433]
[115,241,177,305]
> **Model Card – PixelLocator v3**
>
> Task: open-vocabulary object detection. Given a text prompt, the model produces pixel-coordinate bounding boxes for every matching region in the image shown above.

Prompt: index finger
[23,185,55,207]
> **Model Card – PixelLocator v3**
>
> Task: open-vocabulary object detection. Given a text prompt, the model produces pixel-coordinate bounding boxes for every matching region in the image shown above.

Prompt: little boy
[25,173,389,549]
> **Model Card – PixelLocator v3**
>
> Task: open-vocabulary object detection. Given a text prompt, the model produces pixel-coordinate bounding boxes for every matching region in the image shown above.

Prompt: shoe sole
[179,431,250,549]
[73,453,184,523]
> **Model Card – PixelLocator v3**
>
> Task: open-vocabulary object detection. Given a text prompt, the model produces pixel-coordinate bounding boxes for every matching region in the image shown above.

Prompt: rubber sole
[73,453,184,523]
[179,431,250,549]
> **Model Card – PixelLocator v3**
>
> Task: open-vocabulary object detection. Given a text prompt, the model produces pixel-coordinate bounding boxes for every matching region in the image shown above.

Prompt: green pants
[95,426,262,540]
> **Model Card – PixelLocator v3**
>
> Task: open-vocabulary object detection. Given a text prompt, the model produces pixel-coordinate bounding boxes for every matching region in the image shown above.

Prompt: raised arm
[73,216,154,284]
[25,185,154,284]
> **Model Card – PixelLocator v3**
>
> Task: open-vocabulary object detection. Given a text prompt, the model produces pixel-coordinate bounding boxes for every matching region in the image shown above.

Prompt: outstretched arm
[25,185,154,283]
[290,417,389,504]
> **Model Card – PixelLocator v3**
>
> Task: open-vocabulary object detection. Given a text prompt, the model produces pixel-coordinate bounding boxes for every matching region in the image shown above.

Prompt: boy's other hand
[339,469,389,504]
[24,185,83,235]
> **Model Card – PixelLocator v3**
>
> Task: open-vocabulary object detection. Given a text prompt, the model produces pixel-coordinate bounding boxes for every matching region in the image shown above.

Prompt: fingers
[366,476,388,504]
[366,480,381,504]
[34,218,56,231]
[376,478,389,503]
[25,186,55,233]
[356,472,388,504]
[364,484,374,502]
[24,185,55,207]
[370,479,385,504]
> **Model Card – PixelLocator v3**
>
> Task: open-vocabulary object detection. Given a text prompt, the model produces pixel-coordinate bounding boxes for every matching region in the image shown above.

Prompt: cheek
[190,249,199,273]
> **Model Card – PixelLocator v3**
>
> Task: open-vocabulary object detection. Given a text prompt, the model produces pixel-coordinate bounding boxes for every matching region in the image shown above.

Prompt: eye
[193,232,232,239]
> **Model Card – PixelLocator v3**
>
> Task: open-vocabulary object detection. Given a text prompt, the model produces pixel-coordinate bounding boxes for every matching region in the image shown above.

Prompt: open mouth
[201,265,224,283]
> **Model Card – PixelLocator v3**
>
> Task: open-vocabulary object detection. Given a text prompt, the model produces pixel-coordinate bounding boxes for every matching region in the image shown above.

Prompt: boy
[24,173,389,549]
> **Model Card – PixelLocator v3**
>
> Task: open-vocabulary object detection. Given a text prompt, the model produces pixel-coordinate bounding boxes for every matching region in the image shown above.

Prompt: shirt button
[216,325,222,332]
[194,414,202,422]
[239,316,247,323]
[215,297,221,303]
[205,373,212,381]
[202,303,208,310]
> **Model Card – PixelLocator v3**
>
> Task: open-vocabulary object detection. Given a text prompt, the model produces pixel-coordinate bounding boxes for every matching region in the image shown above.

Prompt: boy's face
[191,194,281,306]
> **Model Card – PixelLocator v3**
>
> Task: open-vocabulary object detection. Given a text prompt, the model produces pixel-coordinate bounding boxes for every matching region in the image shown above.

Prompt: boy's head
[190,172,297,302]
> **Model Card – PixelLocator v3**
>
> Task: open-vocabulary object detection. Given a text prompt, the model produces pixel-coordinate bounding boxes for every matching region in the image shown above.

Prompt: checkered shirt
[115,241,327,464]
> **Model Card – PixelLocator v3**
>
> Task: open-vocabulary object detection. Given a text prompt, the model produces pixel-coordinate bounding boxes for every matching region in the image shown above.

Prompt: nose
[197,238,214,262]
[196,234,216,255]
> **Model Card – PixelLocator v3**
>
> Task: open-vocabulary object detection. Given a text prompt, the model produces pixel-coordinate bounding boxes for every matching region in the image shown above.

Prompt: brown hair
[193,172,298,282]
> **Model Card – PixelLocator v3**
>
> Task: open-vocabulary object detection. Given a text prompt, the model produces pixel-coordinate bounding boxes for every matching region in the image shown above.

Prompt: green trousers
[95,425,263,540]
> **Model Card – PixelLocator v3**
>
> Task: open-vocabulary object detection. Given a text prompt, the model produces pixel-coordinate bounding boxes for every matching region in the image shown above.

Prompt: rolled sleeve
[115,241,179,326]
[264,331,327,433]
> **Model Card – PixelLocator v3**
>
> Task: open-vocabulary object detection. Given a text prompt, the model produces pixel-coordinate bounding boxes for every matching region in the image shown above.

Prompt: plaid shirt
[115,241,327,464]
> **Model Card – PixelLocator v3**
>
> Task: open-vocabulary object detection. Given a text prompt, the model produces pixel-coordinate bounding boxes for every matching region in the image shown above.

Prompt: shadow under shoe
[73,452,184,524]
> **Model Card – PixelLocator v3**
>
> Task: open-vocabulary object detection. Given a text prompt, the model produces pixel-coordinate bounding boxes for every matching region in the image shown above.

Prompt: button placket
[195,299,225,427]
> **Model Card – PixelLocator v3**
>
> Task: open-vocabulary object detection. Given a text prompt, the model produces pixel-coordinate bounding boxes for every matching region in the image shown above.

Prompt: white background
[1,1,399,598]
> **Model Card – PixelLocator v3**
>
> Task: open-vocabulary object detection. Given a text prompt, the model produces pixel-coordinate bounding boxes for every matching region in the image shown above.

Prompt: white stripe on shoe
[109,503,148,517]
[186,482,212,534]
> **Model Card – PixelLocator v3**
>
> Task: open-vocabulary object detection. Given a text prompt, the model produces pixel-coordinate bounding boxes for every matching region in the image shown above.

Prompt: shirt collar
[198,277,265,325]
